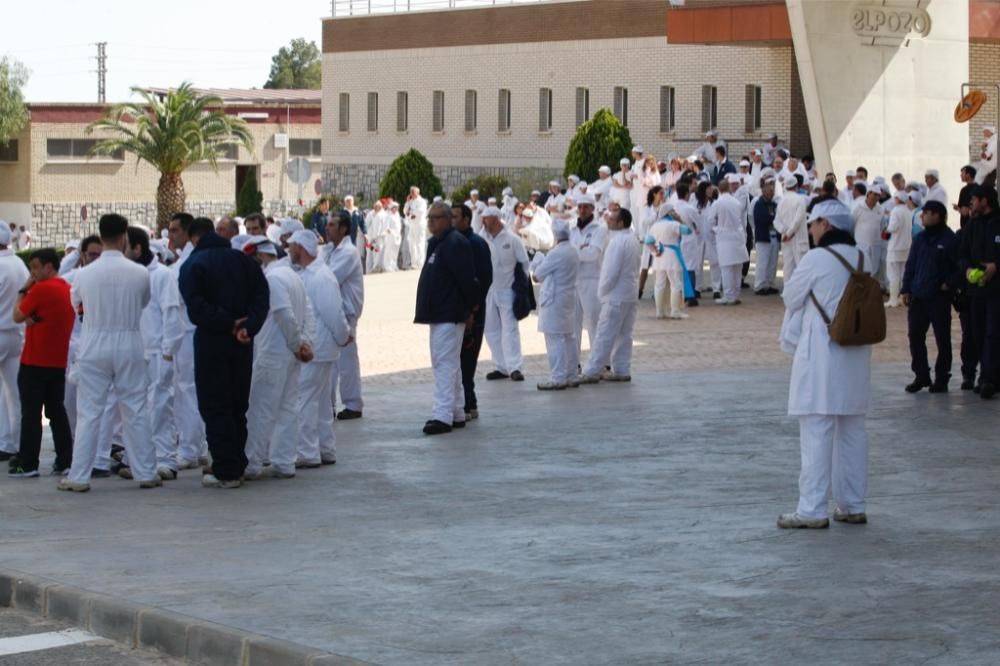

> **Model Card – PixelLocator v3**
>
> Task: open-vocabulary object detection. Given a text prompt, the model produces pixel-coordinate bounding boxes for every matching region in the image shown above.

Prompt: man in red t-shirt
[9,248,75,477]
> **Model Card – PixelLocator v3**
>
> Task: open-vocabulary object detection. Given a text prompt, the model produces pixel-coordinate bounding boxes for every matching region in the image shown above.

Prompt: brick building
[320,0,1000,198]
[0,88,322,246]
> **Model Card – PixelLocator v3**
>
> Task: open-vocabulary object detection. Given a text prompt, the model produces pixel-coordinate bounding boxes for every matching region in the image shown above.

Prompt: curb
[0,569,373,666]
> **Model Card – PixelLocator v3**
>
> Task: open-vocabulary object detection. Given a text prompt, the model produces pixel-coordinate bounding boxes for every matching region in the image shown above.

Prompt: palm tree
[87,82,254,230]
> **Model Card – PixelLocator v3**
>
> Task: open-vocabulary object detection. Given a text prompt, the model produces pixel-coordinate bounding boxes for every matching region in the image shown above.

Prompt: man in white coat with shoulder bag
[778,199,875,529]
[532,219,580,390]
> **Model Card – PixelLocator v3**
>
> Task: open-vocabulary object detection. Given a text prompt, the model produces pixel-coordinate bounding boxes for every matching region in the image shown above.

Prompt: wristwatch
[17,288,28,295]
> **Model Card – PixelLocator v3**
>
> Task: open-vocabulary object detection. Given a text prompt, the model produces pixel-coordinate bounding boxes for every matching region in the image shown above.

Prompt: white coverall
[67,250,157,484]
[533,240,580,385]
[852,201,885,282]
[383,209,403,272]
[648,218,687,318]
[483,227,530,375]
[582,228,641,378]
[780,243,873,520]
[141,257,177,471]
[0,249,29,455]
[772,190,809,285]
[713,192,751,303]
[610,171,632,210]
[297,260,350,466]
[885,203,913,307]
[323,237,365,414]
[570,218,609,358]
[700,200,723,293]
[589,176,612,212]
[245,262,312,477]
[403,196,428,270]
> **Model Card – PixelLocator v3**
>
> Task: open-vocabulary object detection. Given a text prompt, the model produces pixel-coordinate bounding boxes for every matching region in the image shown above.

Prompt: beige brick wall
[969,41,1000,164]
[28,121,321,204]
[322,37,798,173]
[0,126,32,203]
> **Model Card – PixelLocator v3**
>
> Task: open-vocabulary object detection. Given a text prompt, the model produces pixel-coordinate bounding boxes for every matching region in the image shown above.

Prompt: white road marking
[0,629,98,656]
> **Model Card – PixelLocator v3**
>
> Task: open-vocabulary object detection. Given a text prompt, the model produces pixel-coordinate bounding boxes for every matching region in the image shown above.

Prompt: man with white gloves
[533,219,580,390]
[0,223,29,462]
[322,210,366,421]
[570,194,609,361]
[61,214,160,492]
[579,208,641,383]
[289,230,352,467]
[242,235,313,480]
[482,207,530,382]
[773,174,809,285]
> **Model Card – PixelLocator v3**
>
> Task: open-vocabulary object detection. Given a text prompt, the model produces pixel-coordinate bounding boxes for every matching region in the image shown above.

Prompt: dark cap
[971,185,999,209]
[921,200,947,218]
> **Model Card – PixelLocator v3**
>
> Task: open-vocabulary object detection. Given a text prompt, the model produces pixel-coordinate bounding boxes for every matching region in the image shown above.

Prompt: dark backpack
[512,263,536,320]
[809,247,886,346]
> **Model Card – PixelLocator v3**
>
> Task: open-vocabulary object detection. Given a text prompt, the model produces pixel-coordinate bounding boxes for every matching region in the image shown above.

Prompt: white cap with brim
[245,235,279,256]
[726,173,743,185]
[568,175,580,183]
[230,234,251,250]
[288,229,318,257]
[620,158,631,166]
[552,219,570,241]
[894,189,909,202]
[846,170,857,178]
[632,146,644,154]
[531,190,541,197]
[576,193,597,207]
[807,199,854,233]
[657,202,676,219]
[909,191,924,206]
[925,169,940,179]
[783,175,798,189]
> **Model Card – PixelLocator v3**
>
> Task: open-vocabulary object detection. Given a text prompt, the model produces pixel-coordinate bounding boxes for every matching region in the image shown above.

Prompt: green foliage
[0,57,30,146]
[507,167,560,202]
[378,149,443,205]
[264,38,322,90]
[301,194,344,228]
[564,108,633,183]
[236,168,263,216]
[450,175,509,204]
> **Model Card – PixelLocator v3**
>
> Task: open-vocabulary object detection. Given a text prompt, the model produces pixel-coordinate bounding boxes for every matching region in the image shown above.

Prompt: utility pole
[96,42,107,103]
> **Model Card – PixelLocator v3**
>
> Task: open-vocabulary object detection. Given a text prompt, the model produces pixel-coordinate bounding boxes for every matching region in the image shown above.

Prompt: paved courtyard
[1,271,998,665]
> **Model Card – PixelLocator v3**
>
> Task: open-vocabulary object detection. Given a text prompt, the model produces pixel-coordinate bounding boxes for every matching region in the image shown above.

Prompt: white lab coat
[382,211,402,272]
[322,236,365,413]
[534,240,579,335]
[466,199,487,234]
[925,183,948,206]
[886,204,913,263]
[598,229,641,305]
[610,171,632,209]
[632,168,659,214]
[0,249,28,455]
[772,190,809,275]
[713,193,750,267]
[483,227,530,375]
[403,196,428,270]
[590,177,612,210]
[571,218,609,350]
[780,243,873,415]
[583,228,640,377]
[676,199,705,273]
[852,202,884,274]
[518,211,554,252]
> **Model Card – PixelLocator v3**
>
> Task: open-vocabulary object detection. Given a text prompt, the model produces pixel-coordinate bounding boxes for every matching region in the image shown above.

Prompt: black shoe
[686,299,699,307]
[0,451,13,462]
[423,419,453,435]
[510,370,525,382]
[929,381,949,394]
[905,377,932,393]
[961,377,975,391]
[754,289,768,296]
[712,291,722,300]
[90,468,112,478]
[741,281,749,289]
[485,371,509,381]
[452,420,466,429]
[980,383,996,400]
[8,465,39,478]
[336,409,362,421]
[51,464,69,477]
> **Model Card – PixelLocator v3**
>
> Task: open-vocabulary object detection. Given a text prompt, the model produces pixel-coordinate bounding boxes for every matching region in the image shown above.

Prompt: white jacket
[852,202,885,251]
[570,218,609,282]
[484,227,530,294]
[299,259,350,362]
[256,262,311,359]
[322,237,365,326]
[533,240,579,335]
[140,258,169,355]
[886,204,913,262]
[598,229,641,305]
[773,190,809,255]
[71,250,150,362]
[0,249,29,336]
[713,193,750,267]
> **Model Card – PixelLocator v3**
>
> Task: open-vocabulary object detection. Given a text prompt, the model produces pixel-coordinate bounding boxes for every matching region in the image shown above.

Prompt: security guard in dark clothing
[451,204,493,421]
[901,201,959,393]
[957,185,1000,399]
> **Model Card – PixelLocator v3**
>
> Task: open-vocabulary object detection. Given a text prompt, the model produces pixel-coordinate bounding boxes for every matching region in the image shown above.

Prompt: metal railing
[331,0,565,17]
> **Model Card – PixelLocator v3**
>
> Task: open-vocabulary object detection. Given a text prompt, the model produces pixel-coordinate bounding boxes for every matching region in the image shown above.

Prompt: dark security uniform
[458,227,493,415]
[958,210,1000,390]
[179,232,270,481]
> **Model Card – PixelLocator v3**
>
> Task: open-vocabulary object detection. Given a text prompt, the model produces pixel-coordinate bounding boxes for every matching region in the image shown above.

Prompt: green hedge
[16,248,65,267]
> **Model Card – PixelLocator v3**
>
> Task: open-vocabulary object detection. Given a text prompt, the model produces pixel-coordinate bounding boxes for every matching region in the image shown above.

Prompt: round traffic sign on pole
[286,157,312,185]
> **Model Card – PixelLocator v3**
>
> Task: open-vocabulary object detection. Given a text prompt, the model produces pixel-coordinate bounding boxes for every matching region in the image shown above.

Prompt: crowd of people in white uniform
[2,124,998,530]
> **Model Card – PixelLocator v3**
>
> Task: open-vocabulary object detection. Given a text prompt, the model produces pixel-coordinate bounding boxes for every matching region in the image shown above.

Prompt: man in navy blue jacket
[451,203,493,421]
[414,202,480,435]
[179,218,269,486]
[901,201,959,393]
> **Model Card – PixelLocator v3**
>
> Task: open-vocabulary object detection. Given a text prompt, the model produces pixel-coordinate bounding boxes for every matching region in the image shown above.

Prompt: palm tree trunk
[157,172,186,231]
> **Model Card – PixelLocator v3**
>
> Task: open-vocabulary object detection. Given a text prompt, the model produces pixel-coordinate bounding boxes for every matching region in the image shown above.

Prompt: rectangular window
[538,88,553,132]
[433,90,445,132]
[745,84,762,132]
[0,140,18,162]
[397,91,408,132]
[46,138,122,161]
[218,144,239,160]
[367,92,379,132]
[701,85,718,133]
[575,87,590,127]
[613,86,628,127]
[338,92,350,132]
[498,89,511,132]
[465,89,478,132]
[288,138,322,158]
[659,86,676,132]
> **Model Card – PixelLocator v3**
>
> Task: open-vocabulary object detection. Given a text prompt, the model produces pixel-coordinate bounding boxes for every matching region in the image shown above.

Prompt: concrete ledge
[0,569,373,665]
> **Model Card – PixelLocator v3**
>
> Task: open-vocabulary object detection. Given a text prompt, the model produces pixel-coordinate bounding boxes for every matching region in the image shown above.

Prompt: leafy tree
[564,108,633,183]
[450,175,509,204]
[379,149,443,204]
[87,82,254,230]
[264,39,322,90]
[236,167,263,216]
[0,57,30,146]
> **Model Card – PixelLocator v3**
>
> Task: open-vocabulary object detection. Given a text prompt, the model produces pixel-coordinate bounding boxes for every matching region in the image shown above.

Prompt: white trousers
[148,353,176,470]
[796,414,868,519]
[754,241,779,291]
[429,323,465,424]
[0,330,22,454]
[583,302,638,377]
[575,278,601,355]
[544,333,576,384]
[887,260,906,306]
[174,333,206,464]
[780,242,807,285]
[331,336,363,412]
[720,264,742,302]
[406,223,426,270]
[245,357,301,476]
[298,360,336,465]
[68,340,156,484]
[96,388,121,470]
[654,267,684,317]
[484,290,523,374]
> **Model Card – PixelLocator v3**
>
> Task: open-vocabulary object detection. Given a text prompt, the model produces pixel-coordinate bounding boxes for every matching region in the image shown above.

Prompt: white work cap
[598,165,611,174]
[280,218,304,236]
[469,189,479,196]
[726,173,742,185]
[389,201,399,209]
[530,190,541,196]
[579,181,588,190]
[925,169,940,179]
[549,180,561,188]
[244,235,278,256]
[706,130,717,137]
[632,145,644,154]
[808,199,854,232]
[657,202,676,218]
[568,174,580,183]
[288,229,318,257]
[502,187,513,196]
[909,191,924,206]
[894,189,909,202]
[739,160,751,168]
[620,158,631,166]
[846,169,857,178]
[783,174,798,189]
[230,233,251,250]
[482,206,502,218]
[576,193,597,206]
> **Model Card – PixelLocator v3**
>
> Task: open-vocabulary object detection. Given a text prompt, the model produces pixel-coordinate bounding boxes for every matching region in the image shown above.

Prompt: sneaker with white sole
[777,512,829,529]
[603,374,632,383]
[156,467,178,481]
[202,473,242,489]
[177,458,200,470]
[537,381,568,391]
[57,479,91,493]
[138,477,162,489]
[8,466,40,479]
[577,374,600,385]
[832,508,868,524]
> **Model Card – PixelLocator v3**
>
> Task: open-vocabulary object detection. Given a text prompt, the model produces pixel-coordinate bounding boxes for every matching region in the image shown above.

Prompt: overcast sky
[4,0,332,103]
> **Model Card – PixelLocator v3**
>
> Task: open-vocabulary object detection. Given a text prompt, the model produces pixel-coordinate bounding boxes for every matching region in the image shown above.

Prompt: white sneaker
[576,374,600,385]
[177,458,200,470]
[156,466,178,481]
[57,479,91,493]
[537,381,568,391]
[669,311,689,320]
[138,477,162,489]
[202,473,242,489]
[777,512,829,529]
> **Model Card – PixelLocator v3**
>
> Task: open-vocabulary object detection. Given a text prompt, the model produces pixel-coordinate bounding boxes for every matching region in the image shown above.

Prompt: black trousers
[958,302,979,381]
[461,312,486,413]
[907,295,952,381]
[968,290,1000,386]
[17,364,73,471]
[194,334,253,481]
